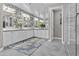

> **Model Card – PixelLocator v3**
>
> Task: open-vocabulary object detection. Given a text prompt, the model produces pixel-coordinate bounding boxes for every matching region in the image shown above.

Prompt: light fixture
[40,20,44,23]
[34,18,38,21]
[3,5,16,14]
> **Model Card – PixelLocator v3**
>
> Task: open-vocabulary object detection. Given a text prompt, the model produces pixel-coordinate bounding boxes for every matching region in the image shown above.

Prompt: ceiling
[12,3,63,19]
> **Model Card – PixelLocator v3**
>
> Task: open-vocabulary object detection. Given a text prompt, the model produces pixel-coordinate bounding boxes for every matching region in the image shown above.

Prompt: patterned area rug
[12,38,47,56]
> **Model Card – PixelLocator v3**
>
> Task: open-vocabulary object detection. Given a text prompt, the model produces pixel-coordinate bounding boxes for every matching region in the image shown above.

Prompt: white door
[53,9,62,39]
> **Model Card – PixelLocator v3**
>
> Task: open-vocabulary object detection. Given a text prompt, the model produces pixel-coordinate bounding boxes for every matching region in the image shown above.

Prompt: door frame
[49,6,64,44]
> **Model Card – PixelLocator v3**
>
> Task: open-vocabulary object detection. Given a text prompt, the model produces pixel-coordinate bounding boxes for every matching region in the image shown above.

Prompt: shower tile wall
[63,3,76,56]
[67,3,79,56]
[77,3,79,55]
[0,4,3,48]
[63,4,69,44]
[68,4,76,56]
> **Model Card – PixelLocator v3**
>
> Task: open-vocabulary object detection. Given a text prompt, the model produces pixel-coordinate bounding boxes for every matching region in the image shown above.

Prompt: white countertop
[3,27,48,32]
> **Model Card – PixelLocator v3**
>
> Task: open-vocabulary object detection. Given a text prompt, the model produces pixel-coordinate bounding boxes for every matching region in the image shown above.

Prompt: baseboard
[54,37,65,44]
[3,36,48,49]
[54,37,62,40]
[4,36,34,49]
[48,39,52,42]
[34,36,48,40]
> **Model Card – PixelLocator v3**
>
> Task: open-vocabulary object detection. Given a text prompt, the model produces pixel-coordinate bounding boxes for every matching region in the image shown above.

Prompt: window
[3,20,5,28]
[3,4,45,29]
[21,12,31,27]
[34,17,45,28]
[9,17,13,27]
[34,17,38,27]
[3,5,16,14]
[3,16,14,28]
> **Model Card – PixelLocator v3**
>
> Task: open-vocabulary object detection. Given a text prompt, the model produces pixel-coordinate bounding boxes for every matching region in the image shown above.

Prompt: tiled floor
[0,38,72,56]
[0,38,47,56]
[32,39,67,56]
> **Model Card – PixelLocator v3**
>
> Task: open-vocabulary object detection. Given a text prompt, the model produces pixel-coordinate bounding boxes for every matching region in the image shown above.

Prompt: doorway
[49,6,63,44]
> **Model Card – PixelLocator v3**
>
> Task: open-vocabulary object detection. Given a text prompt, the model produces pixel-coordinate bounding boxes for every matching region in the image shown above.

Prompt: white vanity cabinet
[3,28,48,46]
[3,29,33,46]
[3,31,13,46]
[12,31,24,43]
[34,29,48,39]
[23,30,33,39]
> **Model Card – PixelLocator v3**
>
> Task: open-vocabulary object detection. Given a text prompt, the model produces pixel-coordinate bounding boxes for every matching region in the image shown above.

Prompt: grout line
[75,3,77,56]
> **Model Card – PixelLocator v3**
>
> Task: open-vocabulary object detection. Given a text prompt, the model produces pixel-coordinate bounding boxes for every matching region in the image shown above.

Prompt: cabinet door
[12,31,19,43]
[24,30,29,39]
[44,30,48,38]
[36,30,48,39]
[23,30,33,40]
[34,30,38,37]
[26,30,33,38]
[13,31,24,43]
[37,30,43,38]
[3,32,13,46]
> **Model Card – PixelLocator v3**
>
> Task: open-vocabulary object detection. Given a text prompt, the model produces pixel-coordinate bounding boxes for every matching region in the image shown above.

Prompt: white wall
[0,4,3,48]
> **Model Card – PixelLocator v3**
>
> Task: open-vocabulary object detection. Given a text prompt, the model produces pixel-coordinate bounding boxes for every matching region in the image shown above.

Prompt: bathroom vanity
[2,4,48,47]
[3,28,33,46]
[34,28,48,39]
[3,28,48,46]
